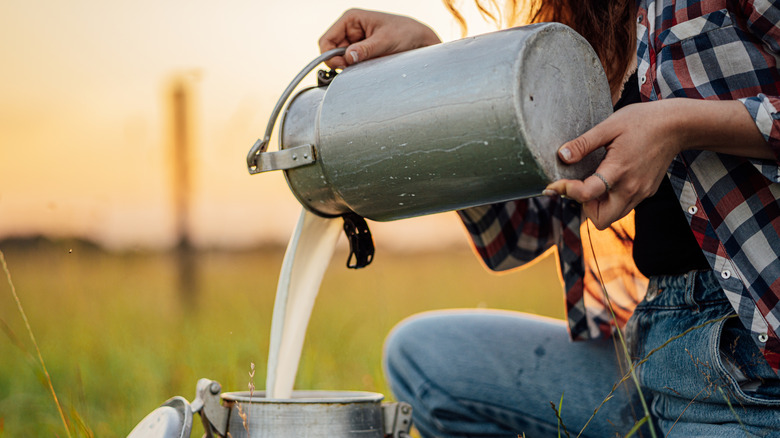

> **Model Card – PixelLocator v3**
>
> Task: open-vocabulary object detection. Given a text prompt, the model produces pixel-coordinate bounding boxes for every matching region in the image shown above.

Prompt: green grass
[0,238,563,436]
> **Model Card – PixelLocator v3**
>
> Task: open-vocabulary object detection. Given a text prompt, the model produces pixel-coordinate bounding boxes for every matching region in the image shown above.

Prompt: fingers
[544,104,681,229]
[546,171,626,230]
[545,173,611,203]
[544,114,626,228]
[557,117,615,165]
[324,47,358,71]
[546,176,631,230]
[343,38,381,67]
[581,196,634,231]
[323,53,349,70]
[318,9,440,69]
[319,9,366,68]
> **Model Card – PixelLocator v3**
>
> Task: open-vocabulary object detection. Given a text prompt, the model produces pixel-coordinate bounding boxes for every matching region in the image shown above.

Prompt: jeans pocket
[714,317,780,406]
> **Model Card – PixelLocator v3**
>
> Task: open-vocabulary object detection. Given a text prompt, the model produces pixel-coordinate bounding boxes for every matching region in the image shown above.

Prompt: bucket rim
[221,390,384,403]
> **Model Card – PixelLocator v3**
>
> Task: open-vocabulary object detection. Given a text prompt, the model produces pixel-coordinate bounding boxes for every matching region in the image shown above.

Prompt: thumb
[558,123,611,164]
[345,40,376,65]
[345,33,398,65]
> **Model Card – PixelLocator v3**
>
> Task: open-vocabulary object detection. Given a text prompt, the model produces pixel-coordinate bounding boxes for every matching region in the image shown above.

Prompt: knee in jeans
[383,314,447,404]
[384,314,433,369]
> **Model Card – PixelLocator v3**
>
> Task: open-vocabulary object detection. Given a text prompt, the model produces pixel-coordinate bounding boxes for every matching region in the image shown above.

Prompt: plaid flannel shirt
[458,0,780,373]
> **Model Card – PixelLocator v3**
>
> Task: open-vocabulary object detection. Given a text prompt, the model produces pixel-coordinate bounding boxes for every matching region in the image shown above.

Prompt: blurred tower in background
[169,73,199,302]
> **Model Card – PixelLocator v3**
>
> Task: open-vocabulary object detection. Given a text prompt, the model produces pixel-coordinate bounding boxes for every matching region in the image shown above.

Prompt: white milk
[265,208,342,399]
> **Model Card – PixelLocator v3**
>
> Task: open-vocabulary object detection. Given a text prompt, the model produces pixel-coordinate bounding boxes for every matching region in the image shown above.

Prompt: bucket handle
[246,47,347,174]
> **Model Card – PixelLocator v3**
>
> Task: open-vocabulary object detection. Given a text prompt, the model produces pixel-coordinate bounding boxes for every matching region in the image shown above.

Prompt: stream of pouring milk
[265,208,342,399]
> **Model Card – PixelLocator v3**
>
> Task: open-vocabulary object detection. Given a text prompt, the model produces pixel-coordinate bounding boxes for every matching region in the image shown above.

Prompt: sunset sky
[0,1,499,250]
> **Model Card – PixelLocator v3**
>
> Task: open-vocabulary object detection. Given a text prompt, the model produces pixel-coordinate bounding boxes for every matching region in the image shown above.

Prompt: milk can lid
[127,396,193,438]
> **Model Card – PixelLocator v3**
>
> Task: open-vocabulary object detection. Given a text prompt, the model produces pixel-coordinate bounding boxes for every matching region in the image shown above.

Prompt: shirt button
[640,75,647,84]
[721,270,731,279]
[758,333,769,343]
[687,205,698,215]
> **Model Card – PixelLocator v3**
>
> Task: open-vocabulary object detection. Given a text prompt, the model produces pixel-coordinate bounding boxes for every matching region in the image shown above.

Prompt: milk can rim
[221,390,384,403]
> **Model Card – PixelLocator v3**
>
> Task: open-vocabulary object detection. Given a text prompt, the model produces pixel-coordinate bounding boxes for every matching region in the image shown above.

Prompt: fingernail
[559,147,572,162]
[542,189,558,197]
[349,51,359,63]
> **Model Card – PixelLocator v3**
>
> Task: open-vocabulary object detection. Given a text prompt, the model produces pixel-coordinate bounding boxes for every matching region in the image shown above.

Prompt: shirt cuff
[739,94,780,162]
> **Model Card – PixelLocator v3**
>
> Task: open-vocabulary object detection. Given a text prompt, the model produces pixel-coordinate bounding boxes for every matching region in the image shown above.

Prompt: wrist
[648,99,690,157]
[671,98,733,151]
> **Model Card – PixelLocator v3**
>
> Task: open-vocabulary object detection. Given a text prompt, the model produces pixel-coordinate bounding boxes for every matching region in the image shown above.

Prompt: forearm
[664,98,776,161]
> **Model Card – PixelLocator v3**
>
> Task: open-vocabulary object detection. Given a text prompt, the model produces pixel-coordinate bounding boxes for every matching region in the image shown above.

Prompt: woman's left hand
[544,98,772,230]
[544,101,681,230]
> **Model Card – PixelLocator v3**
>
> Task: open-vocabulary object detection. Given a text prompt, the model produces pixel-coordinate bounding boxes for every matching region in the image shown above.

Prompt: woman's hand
[319,9,441,69]
[544,98,771,230]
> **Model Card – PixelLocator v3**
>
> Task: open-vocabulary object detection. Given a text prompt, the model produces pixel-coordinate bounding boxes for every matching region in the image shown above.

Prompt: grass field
[0,237,564,436]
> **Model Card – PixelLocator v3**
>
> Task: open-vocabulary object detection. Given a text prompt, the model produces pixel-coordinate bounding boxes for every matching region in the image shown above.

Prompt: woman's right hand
[318,9,441,69]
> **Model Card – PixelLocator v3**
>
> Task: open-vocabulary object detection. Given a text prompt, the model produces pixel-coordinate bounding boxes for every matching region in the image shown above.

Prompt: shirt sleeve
[739,94,780,161]
[457,197,559,271]
[738,0,780,161]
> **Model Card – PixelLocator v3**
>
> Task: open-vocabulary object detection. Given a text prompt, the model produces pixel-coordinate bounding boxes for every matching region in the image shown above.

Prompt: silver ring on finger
[593,172,611,192]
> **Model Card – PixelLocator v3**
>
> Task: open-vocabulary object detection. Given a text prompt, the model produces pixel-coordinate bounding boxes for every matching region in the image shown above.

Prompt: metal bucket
[247,22,612,221]
[220,390,410,438]
[127,379,412,438]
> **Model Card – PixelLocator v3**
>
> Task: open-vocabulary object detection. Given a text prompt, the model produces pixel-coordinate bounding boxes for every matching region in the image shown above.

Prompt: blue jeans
[628,270,780,436]
[383,271,780,437]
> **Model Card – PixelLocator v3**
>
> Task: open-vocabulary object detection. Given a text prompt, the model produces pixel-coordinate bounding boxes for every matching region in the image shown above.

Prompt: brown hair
[443,0,637,97]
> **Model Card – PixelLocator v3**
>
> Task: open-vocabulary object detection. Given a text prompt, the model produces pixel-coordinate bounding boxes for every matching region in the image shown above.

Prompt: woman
[320,1,780,436]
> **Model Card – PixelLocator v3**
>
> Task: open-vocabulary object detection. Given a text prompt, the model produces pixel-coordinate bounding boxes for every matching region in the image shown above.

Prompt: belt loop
[644,276,662,302]
[684,270,699,310]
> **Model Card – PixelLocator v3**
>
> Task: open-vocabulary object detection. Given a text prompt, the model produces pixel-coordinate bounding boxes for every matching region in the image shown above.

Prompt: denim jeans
[383,271,780,437]
[626,270,780,437]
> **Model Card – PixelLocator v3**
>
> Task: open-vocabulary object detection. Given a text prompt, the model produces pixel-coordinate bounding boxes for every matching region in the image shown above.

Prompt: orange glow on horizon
[0,1,500,250]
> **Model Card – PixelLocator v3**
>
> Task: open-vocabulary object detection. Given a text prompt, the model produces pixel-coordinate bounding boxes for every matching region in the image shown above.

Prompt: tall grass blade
[623,415,648,438]
[550,393,571,438]
[558,392,564,438]
[577,314,736,438]
[585,223,657,438]
[664,383,709,436]
[576,387,616,438]
[1,317,36,365]
[70,406,94,438]
[72,367,94,437]
[0,250,72,438]
[717,387,750,436]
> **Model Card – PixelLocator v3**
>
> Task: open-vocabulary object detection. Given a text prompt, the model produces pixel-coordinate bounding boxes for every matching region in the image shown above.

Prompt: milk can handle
[246,47,347,173]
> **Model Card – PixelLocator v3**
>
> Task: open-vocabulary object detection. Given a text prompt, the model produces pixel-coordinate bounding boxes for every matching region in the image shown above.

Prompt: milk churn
[247,22,611,222]
[127,379,413,437]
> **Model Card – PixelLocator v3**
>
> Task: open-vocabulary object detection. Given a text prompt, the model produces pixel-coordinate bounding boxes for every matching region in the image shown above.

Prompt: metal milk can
[247,22,611,222]
[127,379,412,438]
